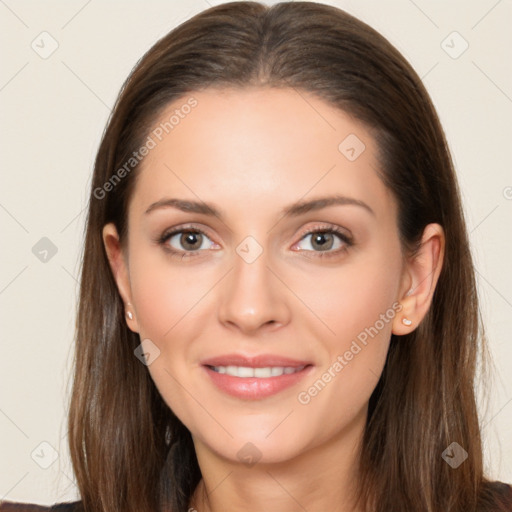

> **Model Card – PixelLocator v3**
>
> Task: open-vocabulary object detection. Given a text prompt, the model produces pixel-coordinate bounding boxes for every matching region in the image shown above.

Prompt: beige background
[0,0,511,505]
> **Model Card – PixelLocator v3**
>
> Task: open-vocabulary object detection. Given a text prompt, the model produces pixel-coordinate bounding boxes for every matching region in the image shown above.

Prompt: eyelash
[156,223,354,260]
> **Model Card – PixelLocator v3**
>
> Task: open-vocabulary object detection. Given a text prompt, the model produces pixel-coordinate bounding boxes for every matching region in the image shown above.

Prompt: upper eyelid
[160,224,214,241]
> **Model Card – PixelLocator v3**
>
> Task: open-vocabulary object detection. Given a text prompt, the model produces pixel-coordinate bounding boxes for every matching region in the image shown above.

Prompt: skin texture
[103,87,445,512]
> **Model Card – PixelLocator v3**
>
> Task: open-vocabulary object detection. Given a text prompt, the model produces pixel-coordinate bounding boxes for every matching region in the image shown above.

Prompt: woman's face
[105,87,413,465]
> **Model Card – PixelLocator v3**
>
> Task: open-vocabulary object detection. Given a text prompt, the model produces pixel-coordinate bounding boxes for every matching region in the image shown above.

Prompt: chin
[192,418,315,467]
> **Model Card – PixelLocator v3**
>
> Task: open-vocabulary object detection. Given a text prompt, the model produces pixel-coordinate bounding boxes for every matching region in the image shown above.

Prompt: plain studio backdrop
[0,0,511,505]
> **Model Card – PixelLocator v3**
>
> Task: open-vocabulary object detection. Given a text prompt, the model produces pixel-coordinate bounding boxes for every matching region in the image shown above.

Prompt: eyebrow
[144,194,375,219]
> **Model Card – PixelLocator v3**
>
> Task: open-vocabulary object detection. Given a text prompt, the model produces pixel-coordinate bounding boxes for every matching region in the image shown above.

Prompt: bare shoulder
[0,501,82,512]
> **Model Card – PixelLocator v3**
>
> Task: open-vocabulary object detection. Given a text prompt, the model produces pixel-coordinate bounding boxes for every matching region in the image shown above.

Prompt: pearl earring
[126,310,133,320]
[402,317,412,326]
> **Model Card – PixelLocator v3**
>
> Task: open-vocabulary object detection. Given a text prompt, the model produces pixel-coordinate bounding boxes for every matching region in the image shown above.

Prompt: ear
[102,223,140,333]
[392,223,445,335]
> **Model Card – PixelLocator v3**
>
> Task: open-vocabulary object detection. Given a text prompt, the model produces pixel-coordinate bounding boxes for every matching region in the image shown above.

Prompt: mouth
[200,353,314,400]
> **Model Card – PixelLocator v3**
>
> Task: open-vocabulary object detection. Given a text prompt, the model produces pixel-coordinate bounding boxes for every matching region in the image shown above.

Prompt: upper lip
[201,353,313,368]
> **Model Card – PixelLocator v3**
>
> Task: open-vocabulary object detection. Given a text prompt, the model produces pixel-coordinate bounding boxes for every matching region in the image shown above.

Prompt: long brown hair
[68,2,508,511]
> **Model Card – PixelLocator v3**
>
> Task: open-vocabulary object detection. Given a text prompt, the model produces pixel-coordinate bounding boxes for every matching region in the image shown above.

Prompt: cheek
[295,249,402,345]
[297,246,402,405]
[128,244,207,339]
[127,247,204,416]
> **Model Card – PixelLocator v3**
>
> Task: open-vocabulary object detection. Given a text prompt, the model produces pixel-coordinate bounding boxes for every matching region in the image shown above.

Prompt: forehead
[131,87,395,221]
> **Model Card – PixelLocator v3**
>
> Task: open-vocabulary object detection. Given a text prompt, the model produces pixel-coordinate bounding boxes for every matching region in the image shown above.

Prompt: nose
[217,245,291,335]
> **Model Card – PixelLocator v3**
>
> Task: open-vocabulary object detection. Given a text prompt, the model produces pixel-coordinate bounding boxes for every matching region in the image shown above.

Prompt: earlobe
[392,223,445,336]
[102,223,140,333]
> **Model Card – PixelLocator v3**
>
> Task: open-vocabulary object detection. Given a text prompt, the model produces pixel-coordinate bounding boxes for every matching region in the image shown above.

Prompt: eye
[157,223,353,260]
[292,225,353,257]
[158,227,217,258]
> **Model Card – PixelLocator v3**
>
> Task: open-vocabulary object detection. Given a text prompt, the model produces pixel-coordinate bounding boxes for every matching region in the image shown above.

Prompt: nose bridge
[217,236,290,333]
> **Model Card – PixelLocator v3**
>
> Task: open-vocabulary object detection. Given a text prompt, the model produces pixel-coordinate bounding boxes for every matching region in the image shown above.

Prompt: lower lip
[203,365,313,400]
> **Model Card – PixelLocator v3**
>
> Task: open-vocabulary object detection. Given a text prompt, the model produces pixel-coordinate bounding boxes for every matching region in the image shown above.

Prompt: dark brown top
[0,502,81,511]
[1,481,511,511]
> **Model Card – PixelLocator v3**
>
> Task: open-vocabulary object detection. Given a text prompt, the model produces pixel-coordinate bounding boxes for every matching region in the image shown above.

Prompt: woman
[1,2,510,511]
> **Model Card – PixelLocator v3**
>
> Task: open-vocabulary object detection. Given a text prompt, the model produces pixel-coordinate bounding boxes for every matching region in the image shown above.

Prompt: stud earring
[402,317,412,326]
[126,310,133,320]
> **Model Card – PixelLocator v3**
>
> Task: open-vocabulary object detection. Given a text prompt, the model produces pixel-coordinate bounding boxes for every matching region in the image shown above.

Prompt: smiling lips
[201,353,314,400]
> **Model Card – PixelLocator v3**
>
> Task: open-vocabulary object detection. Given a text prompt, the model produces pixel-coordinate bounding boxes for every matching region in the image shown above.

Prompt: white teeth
[237,366,255,378]
[270,367,283,377]
[211,365,305,378]
[255,367,272,378]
